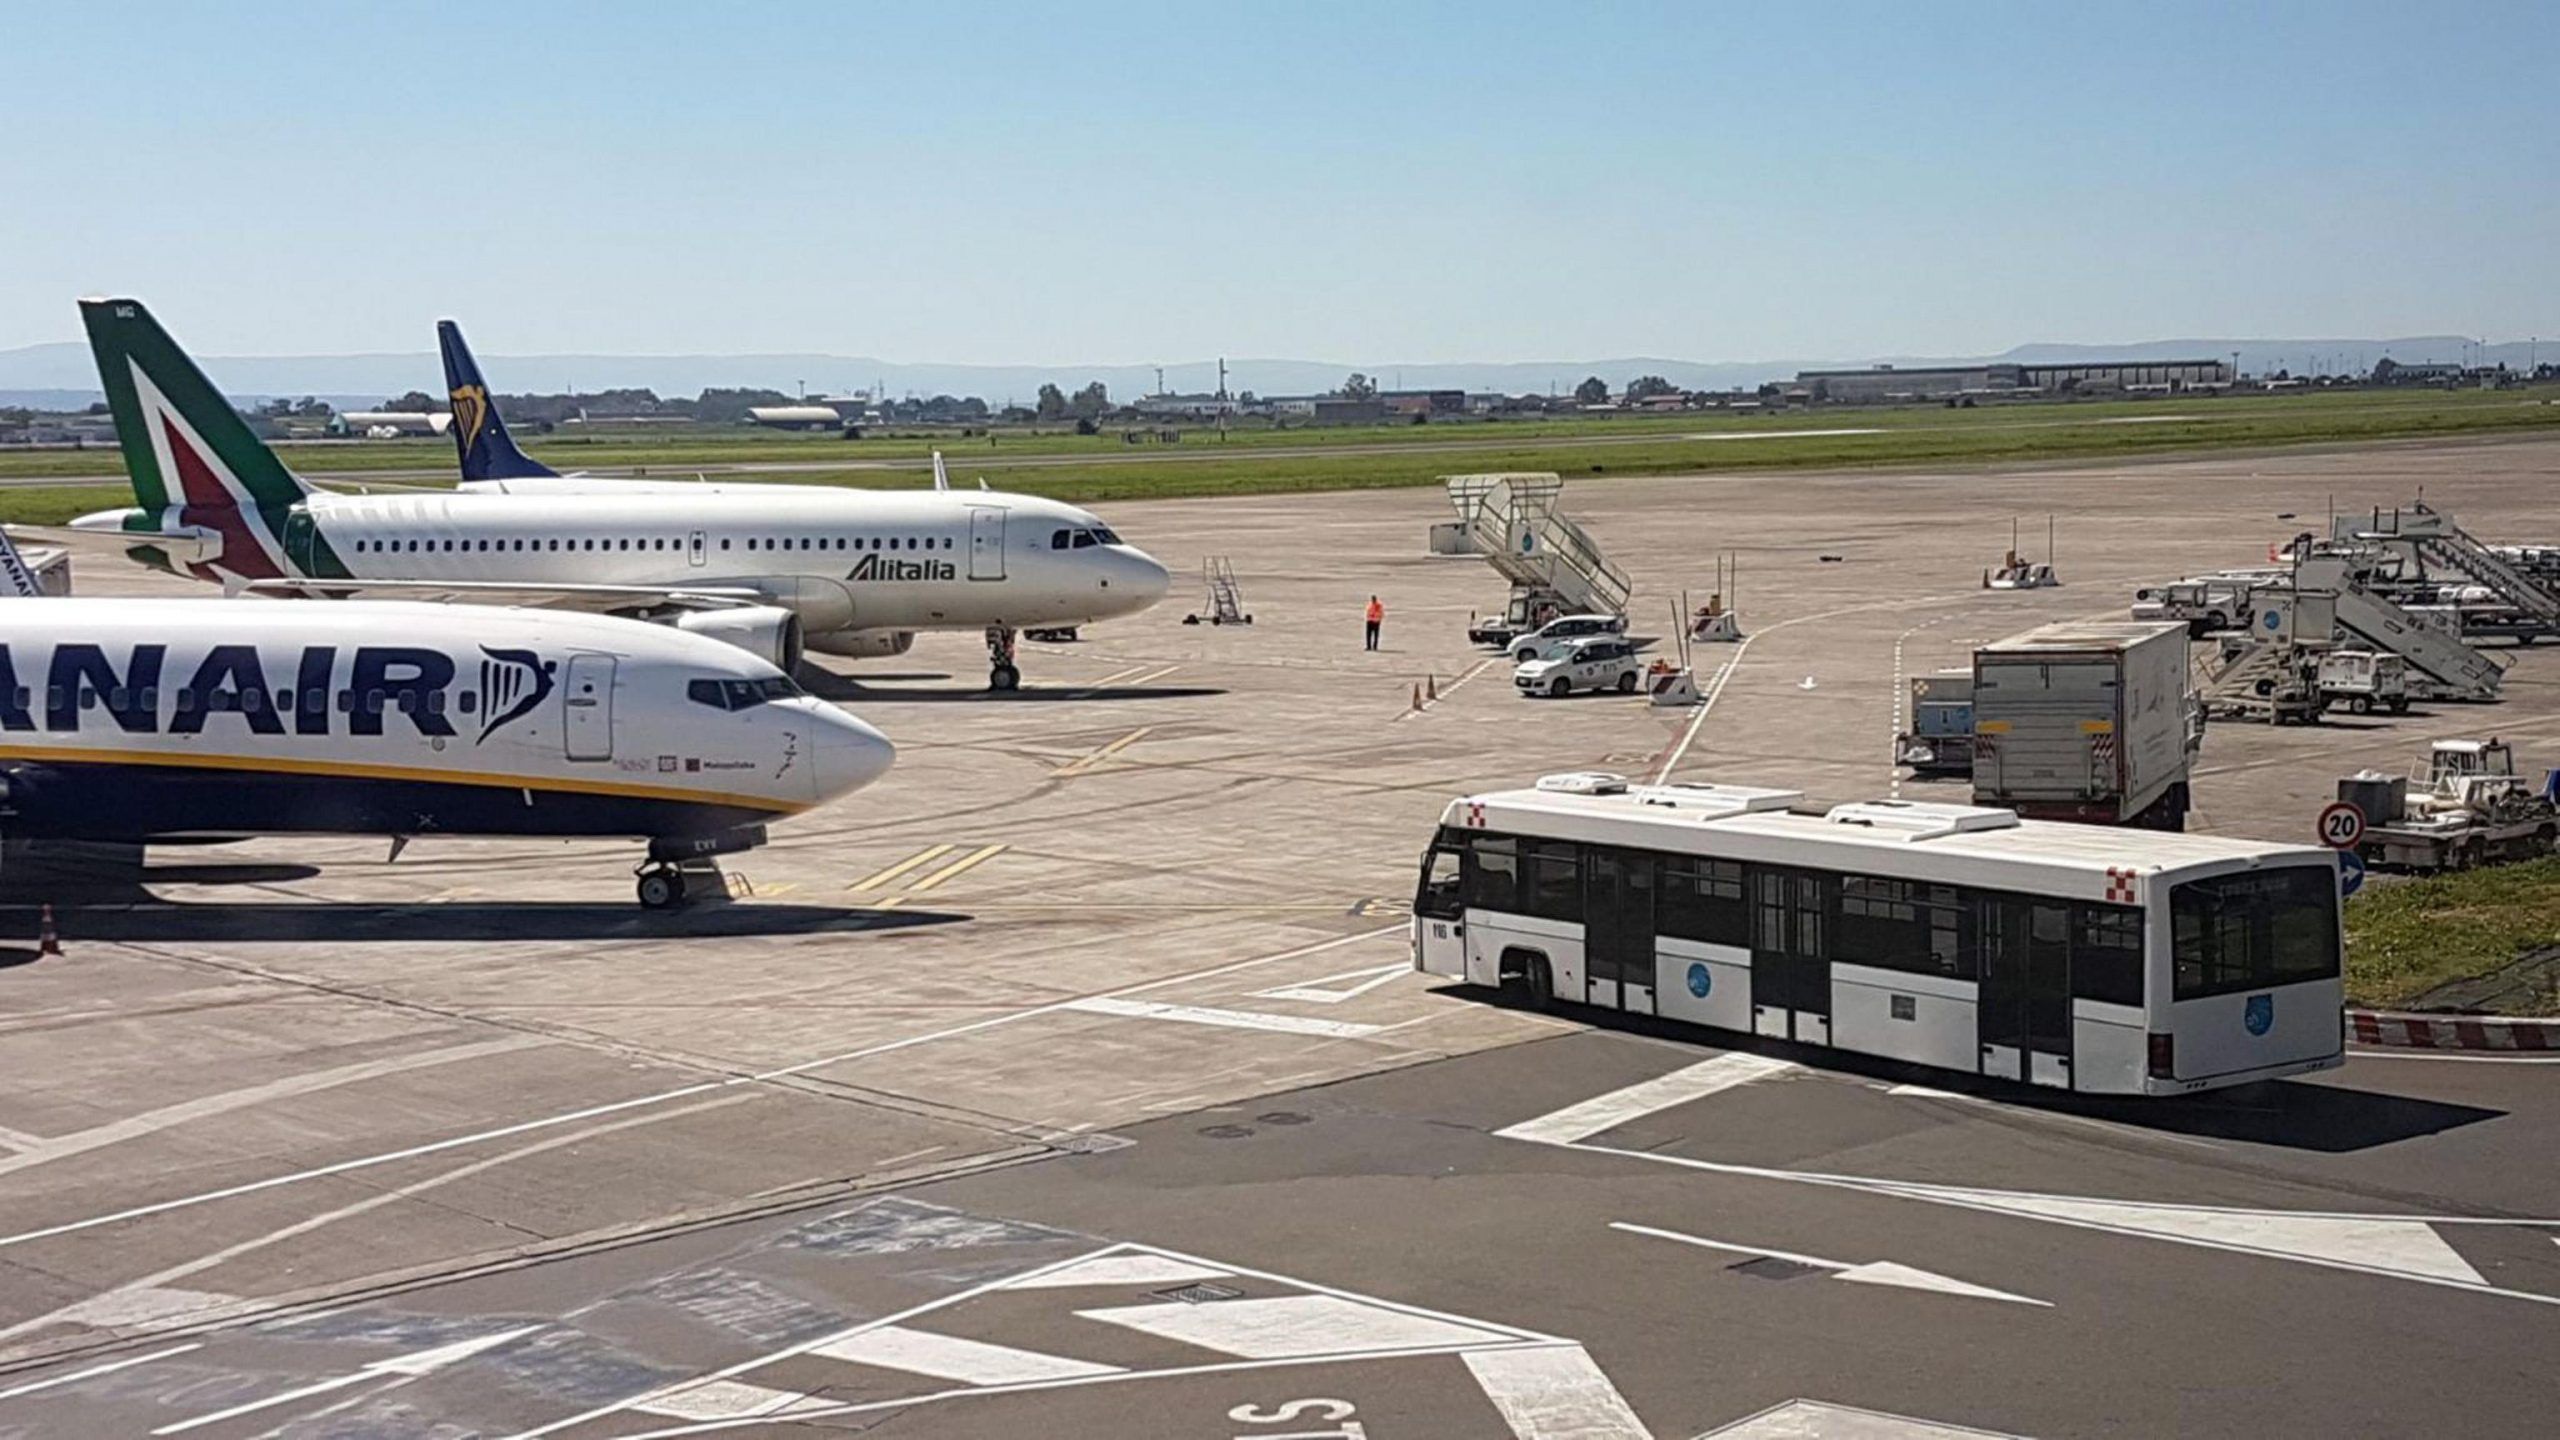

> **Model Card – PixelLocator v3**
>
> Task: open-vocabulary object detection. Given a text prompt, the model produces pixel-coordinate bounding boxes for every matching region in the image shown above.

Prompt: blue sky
[3,1,2552,362]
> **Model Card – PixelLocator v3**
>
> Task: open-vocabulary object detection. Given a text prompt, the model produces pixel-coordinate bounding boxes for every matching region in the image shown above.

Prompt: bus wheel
[1525,956,1555,1009]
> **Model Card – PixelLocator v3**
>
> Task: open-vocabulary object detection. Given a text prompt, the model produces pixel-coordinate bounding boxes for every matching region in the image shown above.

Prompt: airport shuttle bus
[1411,774,2345,1095]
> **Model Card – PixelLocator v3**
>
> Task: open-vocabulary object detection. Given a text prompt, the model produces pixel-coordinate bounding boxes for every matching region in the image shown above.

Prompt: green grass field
[6,387,2556,525]
[2345,858,2560,1013]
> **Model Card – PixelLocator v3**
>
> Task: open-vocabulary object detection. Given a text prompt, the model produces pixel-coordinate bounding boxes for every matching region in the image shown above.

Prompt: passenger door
[563,653,615,762]
[968,507,1006,581]
[1750,869,1831,1044]
[1582,848,1656,1014]
[1978,897,2074,1086]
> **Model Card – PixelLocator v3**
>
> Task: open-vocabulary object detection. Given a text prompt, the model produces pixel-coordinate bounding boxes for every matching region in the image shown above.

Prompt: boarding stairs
[1452,472,1632,618]
[2338,502,2560,626]
[1191,556,1250,625]
[2196,642,2307,723]
[2292,556,2506,700]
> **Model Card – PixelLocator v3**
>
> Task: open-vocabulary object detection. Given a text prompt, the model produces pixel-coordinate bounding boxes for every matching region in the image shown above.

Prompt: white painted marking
[0,1035,545,1179]
[1496,1053,1796,1145]
[0,1342,202,1401]
[813,1325,1122,1384]
[2,927,1404,1256]
[1701,1398,2030,1438]
[634,1379,820,1421]
[1254,963,1410,1005]
[1895,1189,2485,1286]
[1003,1253,1233,1290]
[1065,996,1386,1040]
[1611,1223,2047,1307]
[1076,1294,1513,1359]
[154,1324,539,1433]
[1462,1343,1654,1439]
[2350,1049,2560,1065]
[1831,1262,2051,1307]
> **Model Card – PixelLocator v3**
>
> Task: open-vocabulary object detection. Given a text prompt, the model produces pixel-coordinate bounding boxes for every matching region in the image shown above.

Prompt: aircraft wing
[234,577,769,613]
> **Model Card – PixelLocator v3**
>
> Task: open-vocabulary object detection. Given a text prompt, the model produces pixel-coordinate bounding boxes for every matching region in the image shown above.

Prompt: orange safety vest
[1365,600,1384,623]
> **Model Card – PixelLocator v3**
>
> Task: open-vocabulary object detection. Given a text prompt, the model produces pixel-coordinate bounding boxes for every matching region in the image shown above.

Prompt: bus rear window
[2171,867,2339,1001]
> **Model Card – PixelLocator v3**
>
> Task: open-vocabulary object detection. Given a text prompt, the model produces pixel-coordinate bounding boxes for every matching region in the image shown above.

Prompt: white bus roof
[1442,779,2331,896]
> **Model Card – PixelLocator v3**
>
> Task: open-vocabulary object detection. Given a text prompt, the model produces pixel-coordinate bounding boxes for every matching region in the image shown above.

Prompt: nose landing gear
[636,863,689,910]
[986,625,1020,691]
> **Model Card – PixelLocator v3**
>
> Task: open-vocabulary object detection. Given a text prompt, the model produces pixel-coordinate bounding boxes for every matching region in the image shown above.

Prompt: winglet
[438,319,559,482]
[931,450,950,492]
[0,530,43,598]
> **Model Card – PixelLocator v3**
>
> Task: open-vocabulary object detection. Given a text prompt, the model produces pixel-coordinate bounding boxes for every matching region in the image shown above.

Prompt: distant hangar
[1796,358,2232,403]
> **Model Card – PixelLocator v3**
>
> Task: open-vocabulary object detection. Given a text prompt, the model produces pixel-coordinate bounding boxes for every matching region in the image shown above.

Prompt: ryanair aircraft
[0,533,892,908]
[70,300,1171,691]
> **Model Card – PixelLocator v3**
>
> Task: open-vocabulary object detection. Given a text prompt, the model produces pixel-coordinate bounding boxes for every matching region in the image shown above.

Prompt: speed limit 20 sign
[2317,801,2367,850]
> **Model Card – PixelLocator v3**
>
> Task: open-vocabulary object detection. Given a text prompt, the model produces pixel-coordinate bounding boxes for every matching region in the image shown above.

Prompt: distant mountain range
[2,337,2543,411]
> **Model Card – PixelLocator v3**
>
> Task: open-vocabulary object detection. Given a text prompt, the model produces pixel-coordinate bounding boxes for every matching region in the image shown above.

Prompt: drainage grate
[1728,1256,1824,1282]
[1196,1124,1256,1140]
[1153,1282,1245,1305]
[1254,1111,1311,1127]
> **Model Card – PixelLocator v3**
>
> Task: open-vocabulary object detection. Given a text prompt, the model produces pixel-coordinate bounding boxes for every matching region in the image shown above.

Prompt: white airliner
[68,300,1171,690]
[0,533,892,909]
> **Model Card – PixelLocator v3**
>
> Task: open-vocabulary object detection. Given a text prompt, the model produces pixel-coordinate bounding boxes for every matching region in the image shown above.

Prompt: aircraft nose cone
[1114,548,1171,613]
[808,705,896,799]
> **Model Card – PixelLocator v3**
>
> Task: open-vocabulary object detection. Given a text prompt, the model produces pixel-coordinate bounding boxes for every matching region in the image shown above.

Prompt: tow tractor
[1469,585,1567,648]
[2340,738,2560,871]
[2315,649,2409,715]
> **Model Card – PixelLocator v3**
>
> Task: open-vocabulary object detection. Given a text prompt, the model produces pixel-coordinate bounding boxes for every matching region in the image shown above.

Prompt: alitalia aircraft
[0,536,893,909]
[69,299,1170,690]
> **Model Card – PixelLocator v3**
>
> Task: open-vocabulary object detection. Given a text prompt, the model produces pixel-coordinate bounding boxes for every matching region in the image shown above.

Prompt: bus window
[2171,869,2340,1000]
[1524,839,1581,921]
[1462,834,1519,912]
[1660,857,1748,944]
[1415,847,1462,920]
[2071,904,2143,1005]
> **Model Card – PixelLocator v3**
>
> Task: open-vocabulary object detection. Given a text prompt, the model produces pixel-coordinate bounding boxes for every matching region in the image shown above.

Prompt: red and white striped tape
[2348,1009,2559,1051]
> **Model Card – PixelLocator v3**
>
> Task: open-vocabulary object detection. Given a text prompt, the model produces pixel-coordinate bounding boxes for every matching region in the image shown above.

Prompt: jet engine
[804,628,918,659]
[671,605,805,670]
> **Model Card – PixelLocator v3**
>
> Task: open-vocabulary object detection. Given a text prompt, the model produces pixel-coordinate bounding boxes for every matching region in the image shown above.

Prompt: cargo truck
[1893,670,1976,778]
[1972,620,2199,830]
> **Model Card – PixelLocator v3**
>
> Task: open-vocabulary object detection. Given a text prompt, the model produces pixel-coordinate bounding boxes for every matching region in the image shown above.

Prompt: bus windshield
[2169,866,2340,1001]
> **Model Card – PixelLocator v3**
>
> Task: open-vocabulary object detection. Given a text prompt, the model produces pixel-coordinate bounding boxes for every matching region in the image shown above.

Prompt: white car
[1515,636,1645,697]
[1508,613,1627,663]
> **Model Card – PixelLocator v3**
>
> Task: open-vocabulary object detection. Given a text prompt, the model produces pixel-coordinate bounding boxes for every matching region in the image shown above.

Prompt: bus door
[1412,843,1465,979]
[1979,897,2074,1086]
[1750,869,1830,1044]
[1583,848,1656,1015]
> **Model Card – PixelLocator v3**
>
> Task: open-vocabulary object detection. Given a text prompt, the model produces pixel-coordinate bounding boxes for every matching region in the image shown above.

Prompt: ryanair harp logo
[477,646,557,744]
[450,383,491,451]
[847,553,956,583]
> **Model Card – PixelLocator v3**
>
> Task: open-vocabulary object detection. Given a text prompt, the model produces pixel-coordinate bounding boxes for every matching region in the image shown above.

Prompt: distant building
[1128,393,1242,420]
[1794,359,2232,404]
[2370,359,2462,386]
[1379,388,1467,416]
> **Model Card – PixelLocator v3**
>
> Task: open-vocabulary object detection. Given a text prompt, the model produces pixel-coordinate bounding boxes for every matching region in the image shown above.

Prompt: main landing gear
[987,625,1021,691]
[636,863,689,910]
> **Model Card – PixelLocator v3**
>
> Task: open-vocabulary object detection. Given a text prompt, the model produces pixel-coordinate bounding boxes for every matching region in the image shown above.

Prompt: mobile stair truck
[1972,620,2199,830]
[1449,473,1631,647]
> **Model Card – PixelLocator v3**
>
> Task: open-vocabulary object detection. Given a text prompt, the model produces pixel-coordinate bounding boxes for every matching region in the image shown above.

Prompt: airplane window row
[344,535,955,555]
[686,676,804,711]
[46,685,472,716]
[1049,526,1122,550]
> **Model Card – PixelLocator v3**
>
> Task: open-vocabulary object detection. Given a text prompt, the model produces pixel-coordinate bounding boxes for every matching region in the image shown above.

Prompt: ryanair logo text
[0,643,551,742]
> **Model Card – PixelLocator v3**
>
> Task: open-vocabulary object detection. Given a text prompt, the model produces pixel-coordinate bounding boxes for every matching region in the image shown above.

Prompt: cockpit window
[1092,525,1122,545]
[687,674,806,711]
[1071,530,1097,549]
[1051,529,1071,551]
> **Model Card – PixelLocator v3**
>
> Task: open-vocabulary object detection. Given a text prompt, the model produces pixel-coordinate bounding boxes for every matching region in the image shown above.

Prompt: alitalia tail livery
[71,299,1170,690]
[0,536,892,908]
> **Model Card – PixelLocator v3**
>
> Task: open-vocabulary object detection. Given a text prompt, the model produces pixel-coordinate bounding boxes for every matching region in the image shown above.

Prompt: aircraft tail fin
[0,531,45,598]
[438,319,558,481]
[78,297,315,518]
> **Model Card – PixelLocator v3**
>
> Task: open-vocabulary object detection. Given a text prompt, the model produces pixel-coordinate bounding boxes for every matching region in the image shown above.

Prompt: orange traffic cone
[1426,674,1439,701]
[1411,683,1424,710]
[37,903,60,957]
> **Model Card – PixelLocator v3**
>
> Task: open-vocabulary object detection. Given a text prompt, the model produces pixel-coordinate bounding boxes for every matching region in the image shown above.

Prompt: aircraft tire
[637,868,686,910]
[990,663,1021,692]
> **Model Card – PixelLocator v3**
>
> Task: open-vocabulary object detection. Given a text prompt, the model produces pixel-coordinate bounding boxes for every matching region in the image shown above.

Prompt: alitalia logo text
[847,554,956,582]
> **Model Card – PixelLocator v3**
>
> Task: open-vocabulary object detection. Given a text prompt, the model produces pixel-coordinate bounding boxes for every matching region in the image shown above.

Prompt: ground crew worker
[1364,595,1385,651]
